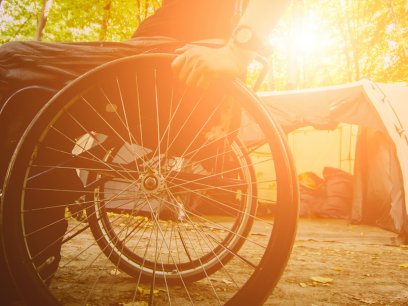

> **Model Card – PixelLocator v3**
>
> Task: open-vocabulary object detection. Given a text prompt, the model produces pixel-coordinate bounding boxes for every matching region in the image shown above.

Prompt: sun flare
[269,11,331,58]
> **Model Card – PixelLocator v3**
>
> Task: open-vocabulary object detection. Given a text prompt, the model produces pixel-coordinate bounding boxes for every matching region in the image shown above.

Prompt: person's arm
[171,0,291,89]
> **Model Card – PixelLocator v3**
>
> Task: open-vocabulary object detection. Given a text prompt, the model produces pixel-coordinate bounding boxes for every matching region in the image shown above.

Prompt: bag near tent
[299,167,353,219]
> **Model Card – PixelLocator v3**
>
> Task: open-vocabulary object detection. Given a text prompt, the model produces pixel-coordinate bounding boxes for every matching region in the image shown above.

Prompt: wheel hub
[143,175,159,190]
[139,172,165,194]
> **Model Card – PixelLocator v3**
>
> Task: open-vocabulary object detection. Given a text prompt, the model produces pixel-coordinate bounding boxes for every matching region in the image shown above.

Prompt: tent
[257,78,408,238]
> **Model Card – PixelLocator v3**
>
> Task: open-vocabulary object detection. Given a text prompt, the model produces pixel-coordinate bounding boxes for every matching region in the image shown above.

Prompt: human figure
[0,0,290,303]
[0,0,290,186]
[0,0,290,102]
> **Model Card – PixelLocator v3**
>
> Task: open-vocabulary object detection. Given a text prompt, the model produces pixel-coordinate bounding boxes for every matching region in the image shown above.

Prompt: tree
[261,0,408,90]
[0,0,162,43]
[99,0,112,41]
[0,0,406,86]
[35,0,53,41]
[0,0,41,43]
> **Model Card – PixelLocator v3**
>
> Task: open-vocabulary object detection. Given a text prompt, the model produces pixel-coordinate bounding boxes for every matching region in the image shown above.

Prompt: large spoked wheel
[1,54,298,305]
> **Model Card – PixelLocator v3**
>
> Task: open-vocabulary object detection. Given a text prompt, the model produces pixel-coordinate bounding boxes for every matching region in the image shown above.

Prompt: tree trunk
[35,0,53,41]
[341,0,360,82]
[348,0,360,81]
[135,0,142,24]
[339,16,353,83]
[99,1,112,41]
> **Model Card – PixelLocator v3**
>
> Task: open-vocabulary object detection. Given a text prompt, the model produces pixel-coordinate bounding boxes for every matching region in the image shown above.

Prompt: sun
[268,11,330,57]
[294,12,323,54]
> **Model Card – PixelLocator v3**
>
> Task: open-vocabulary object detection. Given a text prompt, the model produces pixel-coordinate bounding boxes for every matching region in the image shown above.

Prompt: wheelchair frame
[0,50,298,306]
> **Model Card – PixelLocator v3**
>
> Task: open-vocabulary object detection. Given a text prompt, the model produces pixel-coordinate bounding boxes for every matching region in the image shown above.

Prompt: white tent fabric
[257,79,408,235]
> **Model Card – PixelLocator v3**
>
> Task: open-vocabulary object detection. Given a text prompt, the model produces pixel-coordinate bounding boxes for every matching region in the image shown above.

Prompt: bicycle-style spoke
[1,54,297,306]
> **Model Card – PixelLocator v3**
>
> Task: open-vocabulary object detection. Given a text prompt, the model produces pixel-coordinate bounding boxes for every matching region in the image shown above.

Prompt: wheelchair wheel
[1,54,298,305]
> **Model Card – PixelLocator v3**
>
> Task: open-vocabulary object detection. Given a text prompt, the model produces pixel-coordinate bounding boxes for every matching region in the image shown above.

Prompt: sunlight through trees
[1,0,406,88]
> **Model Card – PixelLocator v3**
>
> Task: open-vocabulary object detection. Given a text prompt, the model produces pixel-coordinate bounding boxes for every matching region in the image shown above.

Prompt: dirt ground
[56,217,408,306]
[266,218,408,305]
[9,218,408,305]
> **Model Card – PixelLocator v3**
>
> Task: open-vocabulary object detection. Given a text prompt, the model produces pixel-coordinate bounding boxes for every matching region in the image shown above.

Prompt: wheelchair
[0,45,298,305]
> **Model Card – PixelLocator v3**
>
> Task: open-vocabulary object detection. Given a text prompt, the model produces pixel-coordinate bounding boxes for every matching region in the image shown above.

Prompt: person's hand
[171,44,253,90]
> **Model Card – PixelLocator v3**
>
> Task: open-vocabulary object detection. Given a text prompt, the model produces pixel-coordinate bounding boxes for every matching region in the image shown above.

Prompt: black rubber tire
[1,54,298,306]
[0,86,56,304]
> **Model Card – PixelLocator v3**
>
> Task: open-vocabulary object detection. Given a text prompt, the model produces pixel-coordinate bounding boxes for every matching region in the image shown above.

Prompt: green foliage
[0,0,42,42]
[0,0,162,43]
[0,0,406,86]
[261,0,408,89]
